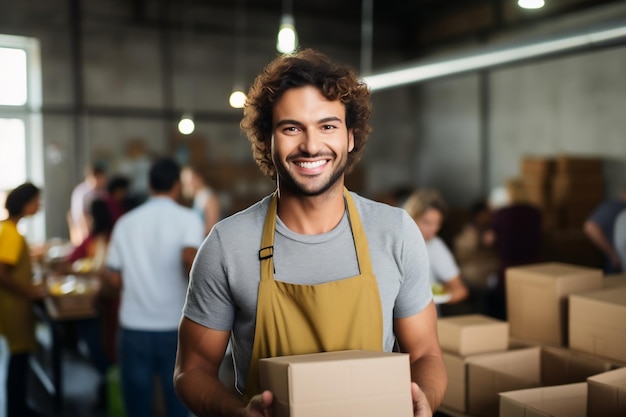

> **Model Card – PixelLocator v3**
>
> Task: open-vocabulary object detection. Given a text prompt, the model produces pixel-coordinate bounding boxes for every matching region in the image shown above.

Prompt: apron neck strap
[259,188,374,280]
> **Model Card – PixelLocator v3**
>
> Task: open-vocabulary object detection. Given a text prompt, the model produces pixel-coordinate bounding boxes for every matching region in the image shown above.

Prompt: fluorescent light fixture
[277,14,298,54]
[518,0,545,9]
[363,22,626,91]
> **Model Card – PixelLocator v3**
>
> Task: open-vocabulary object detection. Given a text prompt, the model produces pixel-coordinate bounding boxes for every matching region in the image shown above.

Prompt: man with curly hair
[174,49,446,417]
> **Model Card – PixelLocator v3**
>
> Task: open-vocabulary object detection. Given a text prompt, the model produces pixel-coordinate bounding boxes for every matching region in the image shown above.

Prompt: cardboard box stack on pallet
[437,263,626,417]
[552,155,605,230]
[520,154,605,231]
[521,156,555,229]
[491,263,626,417]
[519,155,606,268]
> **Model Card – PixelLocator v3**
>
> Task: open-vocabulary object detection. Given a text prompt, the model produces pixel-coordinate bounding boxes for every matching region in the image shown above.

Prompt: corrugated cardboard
[569,286,626,363]
[466,346,612,417]
[506,263,603,346]
[499,383,587,417]
[258,350,413,417]
[602,273,626,288]
[587,367,626,417]
[441,352,467,412]
[437,314,508,356]
[441,339,534,413]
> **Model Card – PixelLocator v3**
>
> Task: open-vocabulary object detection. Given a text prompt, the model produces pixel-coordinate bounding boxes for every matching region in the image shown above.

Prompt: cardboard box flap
[467,347,541,384]
[540,346,613,386]
[507,262,602,280]
[587,368,626,417]
[499,383,587,417]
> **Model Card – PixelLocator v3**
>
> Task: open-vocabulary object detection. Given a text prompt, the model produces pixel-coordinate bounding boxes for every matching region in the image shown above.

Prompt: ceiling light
[178,114,195,135]
[277,14,298,54]
[229,90,247,108]
[518,0,545,9]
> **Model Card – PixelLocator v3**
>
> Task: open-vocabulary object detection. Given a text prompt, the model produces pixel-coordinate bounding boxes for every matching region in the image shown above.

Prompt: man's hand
[245,390,273,417]
[411,382,433,417]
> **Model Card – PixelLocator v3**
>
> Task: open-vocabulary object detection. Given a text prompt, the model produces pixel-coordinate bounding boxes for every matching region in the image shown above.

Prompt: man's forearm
[174,368,246,417]
[410,354,448,411]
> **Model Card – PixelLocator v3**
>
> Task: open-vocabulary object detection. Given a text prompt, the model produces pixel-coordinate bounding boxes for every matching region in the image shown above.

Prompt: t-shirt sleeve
[0,223,22,265]
[393,212,432,318]
[182,212,205,248]
[183,228,235,331]
[430,238,460,283]
[105,223,122,271]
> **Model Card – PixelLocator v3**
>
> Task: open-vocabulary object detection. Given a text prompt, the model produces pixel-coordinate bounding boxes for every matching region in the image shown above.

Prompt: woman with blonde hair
[404,188,469,309]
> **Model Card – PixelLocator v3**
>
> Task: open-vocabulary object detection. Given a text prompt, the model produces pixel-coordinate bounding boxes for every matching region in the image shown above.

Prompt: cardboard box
[441,338,535,413]
[441,352,468,412]
[587,367,626,417]
[499,383,587,417]
[466,346,612,417]
[506,263,603,346]
[258,350,413,417]
[437,314,508,356]
[569,286,626,363]
[555,155,603,174]
[521,156,555,178]
[602,274,626,288]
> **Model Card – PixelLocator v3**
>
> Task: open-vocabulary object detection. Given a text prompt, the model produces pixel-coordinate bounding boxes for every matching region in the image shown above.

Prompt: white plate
[433,293,452,304]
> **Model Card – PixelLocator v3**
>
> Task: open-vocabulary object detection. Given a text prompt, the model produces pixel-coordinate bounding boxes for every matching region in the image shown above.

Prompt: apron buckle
[259,246,274,260]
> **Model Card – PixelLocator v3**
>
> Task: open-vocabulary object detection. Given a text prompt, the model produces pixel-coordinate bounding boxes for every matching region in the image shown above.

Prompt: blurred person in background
[180,165,221,236]
[613,207,626,271]
[0,182,47,417]
[485,179,542,320]
[103,175,130,225]
[69,162,108,245]
[103,157,204,417]
[404,188,469,309]
[583,186,626,274]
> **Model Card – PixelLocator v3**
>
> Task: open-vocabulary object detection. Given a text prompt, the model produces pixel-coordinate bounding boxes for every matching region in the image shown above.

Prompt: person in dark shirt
[484,180,543,320]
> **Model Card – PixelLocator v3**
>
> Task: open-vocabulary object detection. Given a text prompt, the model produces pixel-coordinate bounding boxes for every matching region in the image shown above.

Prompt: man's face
[271,85,354,196]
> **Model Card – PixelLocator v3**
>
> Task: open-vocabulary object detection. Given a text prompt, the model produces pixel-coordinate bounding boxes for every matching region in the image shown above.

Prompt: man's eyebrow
[275,119,302,128]
[275,116,344,128]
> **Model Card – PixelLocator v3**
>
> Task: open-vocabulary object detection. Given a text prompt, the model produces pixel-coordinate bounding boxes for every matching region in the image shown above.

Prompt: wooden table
[32,296,99,415]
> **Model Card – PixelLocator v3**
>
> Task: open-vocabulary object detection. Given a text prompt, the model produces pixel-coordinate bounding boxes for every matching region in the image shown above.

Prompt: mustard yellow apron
[244,189,384,399]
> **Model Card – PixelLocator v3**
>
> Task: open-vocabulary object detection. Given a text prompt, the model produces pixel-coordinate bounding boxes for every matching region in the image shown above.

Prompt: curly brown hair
[241,49,372,181]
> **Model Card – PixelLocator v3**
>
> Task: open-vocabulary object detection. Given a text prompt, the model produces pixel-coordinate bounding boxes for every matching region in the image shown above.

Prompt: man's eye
[322,125,336,130]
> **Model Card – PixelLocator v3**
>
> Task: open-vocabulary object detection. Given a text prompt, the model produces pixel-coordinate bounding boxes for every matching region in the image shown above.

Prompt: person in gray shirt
[174,48,446,417]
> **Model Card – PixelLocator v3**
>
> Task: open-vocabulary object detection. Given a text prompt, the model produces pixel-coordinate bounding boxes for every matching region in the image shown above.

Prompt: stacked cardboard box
[551,155,604,229]
[587,367,626,417]
[520,156,556,229]
[519,154,605,230]
[499,382,587,417]
[569,286,626,363]
[437,314,510,414]
[499,367,626,417]
[466,346,614,417]
[506,263,603,347]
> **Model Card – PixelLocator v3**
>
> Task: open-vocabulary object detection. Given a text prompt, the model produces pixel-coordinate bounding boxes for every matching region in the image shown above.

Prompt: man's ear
[348,130,355,152]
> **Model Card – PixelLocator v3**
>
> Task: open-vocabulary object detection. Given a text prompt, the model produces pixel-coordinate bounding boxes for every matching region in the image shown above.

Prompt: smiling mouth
[295,160,328,169]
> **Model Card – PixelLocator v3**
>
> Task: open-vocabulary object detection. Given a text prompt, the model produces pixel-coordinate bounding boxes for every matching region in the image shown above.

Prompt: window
[0,34,44,243]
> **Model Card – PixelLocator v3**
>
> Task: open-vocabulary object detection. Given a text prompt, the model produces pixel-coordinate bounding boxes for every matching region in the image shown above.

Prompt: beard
[274,151,349,197]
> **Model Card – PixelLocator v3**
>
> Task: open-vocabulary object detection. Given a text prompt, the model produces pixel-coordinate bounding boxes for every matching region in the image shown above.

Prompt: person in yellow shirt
[0,182,47,417]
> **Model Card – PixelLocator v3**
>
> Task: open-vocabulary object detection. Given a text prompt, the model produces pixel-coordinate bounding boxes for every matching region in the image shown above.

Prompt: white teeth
[297,160,326,169]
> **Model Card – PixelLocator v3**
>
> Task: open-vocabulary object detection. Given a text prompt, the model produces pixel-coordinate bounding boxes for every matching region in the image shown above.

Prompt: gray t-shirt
[183,192,431,393]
